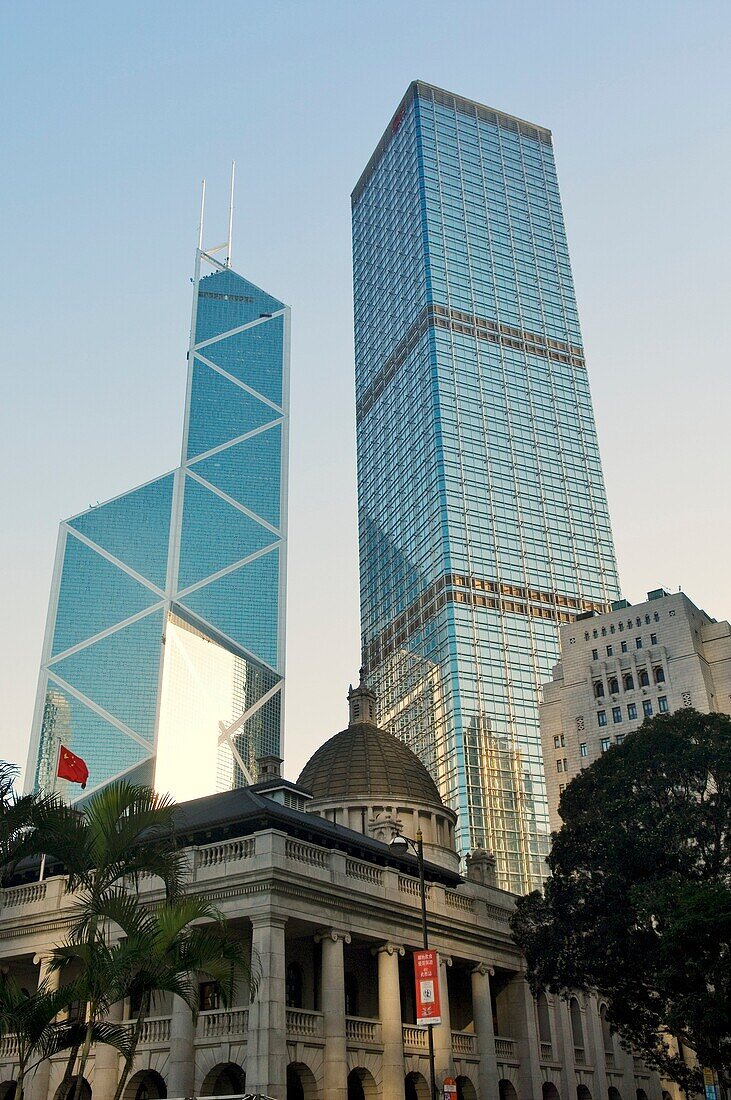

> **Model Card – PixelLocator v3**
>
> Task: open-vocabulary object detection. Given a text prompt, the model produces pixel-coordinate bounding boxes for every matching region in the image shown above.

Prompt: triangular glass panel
[190,423,281,528]
[195,268,284,343]
[177,475,278,590]
[230,690,282,783]
[198,314,284,407]
[185,359,277,461]
[50,609,164,743]
[178,547,280,669]
[68,474,174,590]
[51,533,161,658]
[36,682,150,794]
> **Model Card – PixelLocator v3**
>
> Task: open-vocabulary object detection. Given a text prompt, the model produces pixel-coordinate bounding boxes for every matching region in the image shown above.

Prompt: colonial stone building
[0,683,669,1100]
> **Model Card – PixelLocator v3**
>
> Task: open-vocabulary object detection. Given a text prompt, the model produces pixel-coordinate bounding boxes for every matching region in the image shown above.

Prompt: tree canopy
[511,707,731,1089]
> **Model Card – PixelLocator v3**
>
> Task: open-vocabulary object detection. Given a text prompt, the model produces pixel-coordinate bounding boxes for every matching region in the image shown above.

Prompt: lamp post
[390,829,439,1100]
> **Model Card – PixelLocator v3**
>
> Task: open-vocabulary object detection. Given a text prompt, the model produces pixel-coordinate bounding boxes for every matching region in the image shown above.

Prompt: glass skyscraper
[27,247,289,802]
[353,81,620,892]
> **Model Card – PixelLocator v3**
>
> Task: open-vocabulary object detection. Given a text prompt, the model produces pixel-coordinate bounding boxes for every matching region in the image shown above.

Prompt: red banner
[57,745,89,788]
[414,949,441,1026]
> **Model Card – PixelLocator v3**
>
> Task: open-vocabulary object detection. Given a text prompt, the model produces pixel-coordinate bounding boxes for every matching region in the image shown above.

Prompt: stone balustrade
[345,858,384,886]
[398,875,431,899]
[574,1046,587,1065]
[452,1030,477,1055]
[0,1033,19,1060]
[286,1008,323,1037]
[197,838,255,868]
[285,838,330,869]
[198,1007,249,1038]
[139,1016,172,1045]
[540,1041,553,1061]
[402,1025,428,1049]
[445,890,474,913]
[345,1016,382,1045]
[494,1037,518,1060]
[605,1051,615,1068]
[3,882,47,907]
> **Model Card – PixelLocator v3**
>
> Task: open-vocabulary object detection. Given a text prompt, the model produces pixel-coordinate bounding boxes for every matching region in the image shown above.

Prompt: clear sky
[1,0,729,784]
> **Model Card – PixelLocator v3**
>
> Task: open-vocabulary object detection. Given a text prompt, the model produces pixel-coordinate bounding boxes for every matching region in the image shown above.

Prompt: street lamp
[390,829,439,1100]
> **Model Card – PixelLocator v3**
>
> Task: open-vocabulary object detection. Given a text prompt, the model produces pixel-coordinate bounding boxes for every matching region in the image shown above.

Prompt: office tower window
[594,681,605,698]
[597,711,607,727]
[621,640,628,653]
[636,637,643,649]
[658,696,669,713]
[650,632,658,645]
[612,707,622,724]
[615,734,625,745]
[654,611,660,622]
[628,703,638,720]
[353,81,620,892]
[608,677,619,695]
[556,759,563,773]
[592,649,599,661]
[606,645,613,656]
[639,670,650,687]
[643,700,653,717]
[654,667,665,683]
[600,738,610,753]
[579,742,588,757]
[623,673,634,691]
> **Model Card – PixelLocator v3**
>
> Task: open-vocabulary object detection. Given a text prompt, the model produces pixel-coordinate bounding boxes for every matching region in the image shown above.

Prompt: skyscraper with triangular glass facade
[353,82,620,892]
[27,246,289,802]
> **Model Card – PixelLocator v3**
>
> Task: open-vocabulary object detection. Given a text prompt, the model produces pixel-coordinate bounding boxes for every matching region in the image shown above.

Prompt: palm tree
[97,892,258,1100]
[0,761,60,885]
[41,781,185,1100]
[0,972,131,1100]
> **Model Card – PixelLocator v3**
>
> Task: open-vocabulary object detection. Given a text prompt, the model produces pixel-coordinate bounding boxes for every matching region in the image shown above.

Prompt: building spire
[348,668,378,727]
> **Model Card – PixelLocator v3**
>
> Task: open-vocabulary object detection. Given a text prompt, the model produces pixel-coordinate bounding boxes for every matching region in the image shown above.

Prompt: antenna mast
[197,179,206,251]
[226,161,236,267]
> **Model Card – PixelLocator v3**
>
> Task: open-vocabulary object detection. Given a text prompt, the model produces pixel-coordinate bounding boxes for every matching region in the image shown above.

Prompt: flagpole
[39,737,62,883]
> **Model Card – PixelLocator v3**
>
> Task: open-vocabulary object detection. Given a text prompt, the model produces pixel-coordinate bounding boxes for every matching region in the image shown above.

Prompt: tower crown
[347,668,377,727]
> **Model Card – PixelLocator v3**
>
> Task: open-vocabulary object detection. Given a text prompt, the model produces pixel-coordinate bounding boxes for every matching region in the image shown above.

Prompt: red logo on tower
[414,949,441,1026]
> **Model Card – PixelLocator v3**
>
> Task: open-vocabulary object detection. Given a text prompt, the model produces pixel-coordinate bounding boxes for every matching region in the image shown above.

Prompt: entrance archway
[457,1076,477,1100]
[543,1085,561,1100]
[0,1084,16,1100]
[348,1068,377,1100]
[577,1087,593,1100]
[54,1078,92,1100]
[123,1071,167,1100]
[499,1083,519,1100]
[608,1089,623,1100]
[287,1063,318,1100]
[201,1064,245,1097]
[405,1073,430,1100]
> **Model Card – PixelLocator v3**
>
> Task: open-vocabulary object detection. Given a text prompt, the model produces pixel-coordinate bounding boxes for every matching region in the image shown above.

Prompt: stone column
[375,943,406,1100]
[93,1000,124,1100]
[432,954,454,1086]
[29,954,60,1100]
[472,965,500,1100]
[317,929,350,1100]
[555,998,578,1100]
[167,992,196,1098]
[246,914,288,1098]
[504,972,542,1100]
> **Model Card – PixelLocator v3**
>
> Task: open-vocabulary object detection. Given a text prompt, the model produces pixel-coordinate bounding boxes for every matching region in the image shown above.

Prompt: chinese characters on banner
[414,949,442,1026]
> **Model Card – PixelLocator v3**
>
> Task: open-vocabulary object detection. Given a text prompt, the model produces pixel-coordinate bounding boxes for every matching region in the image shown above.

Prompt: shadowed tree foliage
[511,708,731,1090]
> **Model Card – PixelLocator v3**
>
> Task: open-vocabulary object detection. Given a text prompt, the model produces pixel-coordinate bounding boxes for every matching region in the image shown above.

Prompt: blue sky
[1,0,729,779]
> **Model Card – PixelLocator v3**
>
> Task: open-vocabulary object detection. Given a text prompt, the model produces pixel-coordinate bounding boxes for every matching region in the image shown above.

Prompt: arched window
[623,674,634,691]
[569,997,584,1057]
[286,962,304,1008]
[536,992,551,1044]
[639,670,650,687]
[344,971,359,1016]
[608,678,619,695]
[594,682,605,699]
[654,667,665,684]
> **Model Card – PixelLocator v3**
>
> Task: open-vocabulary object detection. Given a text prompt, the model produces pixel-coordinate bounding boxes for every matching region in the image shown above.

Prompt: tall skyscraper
[27,229,289,802]
[353,81,620,892]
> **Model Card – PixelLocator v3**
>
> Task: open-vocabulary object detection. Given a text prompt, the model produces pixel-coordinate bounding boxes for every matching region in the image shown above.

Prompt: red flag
[57,746,89,789]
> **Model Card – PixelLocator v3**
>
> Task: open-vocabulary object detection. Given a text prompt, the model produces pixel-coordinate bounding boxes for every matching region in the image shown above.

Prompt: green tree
[0,972,131,1100]
[511,708,731,1089]
[0,761,59,885]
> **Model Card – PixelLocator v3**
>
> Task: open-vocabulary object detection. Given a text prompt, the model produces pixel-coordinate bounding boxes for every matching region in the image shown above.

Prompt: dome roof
[297,722,444,805]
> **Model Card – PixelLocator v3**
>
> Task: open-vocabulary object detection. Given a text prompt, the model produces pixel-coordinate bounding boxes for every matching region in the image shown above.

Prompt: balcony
[540,1041,553,1062]
[346,1017,382,1046]
[403,1025,428,1050]
[0,1034,19,1061]
[574,1046,587,1066]
[494,1037,518,1061]
[452,1030,477,1056]
[197,1008,249,1039]
[286,1008,323,1038]
[138,1017,171,1046]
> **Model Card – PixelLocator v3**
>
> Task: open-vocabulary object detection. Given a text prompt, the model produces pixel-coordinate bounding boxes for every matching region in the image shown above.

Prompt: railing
[346,1016,382,1045]
[495,1037,518,1060]
[199,1007,249,1038]
[285,839,330,869]
[139,1016,171,1044]
[605,1051,615,1069]
[0,1033,19,1059]
[398,876,431,899]
[345,858,384,886]
[485,903,511,923]
[540,1041,553,1061]
[286,1008,323,1037]
[3,882,47,907]
[198,838,255,867]
[452,1030,477,1055]
[403,1025,428,1049]
[574,1046,586,1065]
[445,890,474,913]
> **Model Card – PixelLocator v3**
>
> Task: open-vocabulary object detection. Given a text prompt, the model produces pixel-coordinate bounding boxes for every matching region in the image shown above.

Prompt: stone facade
[540,589,731,833]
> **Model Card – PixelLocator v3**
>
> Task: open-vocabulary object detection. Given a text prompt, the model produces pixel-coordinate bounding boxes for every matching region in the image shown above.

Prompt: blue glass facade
[28,254,289,801]
[353,82,620,891]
